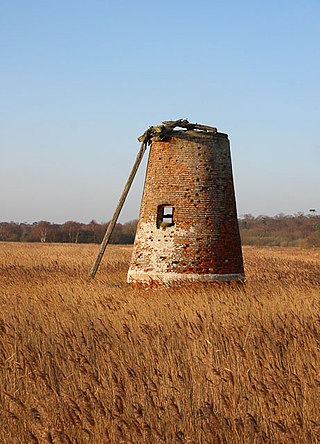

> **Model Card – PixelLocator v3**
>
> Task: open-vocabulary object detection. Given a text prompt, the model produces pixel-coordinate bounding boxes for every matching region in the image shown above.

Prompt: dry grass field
[0,243,319,443]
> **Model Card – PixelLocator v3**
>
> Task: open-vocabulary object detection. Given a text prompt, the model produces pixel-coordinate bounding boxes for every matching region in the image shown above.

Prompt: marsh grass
[0,243,319,443]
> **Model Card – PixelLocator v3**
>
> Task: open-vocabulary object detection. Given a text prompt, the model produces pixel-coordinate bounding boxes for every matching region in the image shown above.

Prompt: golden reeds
[0,243,319,443]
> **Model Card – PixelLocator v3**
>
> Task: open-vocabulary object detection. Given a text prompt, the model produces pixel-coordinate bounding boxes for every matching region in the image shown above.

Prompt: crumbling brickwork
[127,130,245,284]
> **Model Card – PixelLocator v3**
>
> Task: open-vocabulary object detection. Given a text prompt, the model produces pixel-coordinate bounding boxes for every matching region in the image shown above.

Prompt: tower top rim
[158,129,229,142]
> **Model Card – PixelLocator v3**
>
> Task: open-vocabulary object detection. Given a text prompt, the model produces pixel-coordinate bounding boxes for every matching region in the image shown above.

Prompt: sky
[1,0,319,223]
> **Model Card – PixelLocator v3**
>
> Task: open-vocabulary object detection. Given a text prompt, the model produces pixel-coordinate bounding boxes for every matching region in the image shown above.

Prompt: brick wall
[127,130,245,284]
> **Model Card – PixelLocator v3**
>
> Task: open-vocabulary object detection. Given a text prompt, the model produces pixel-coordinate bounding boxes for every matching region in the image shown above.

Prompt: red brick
[127,129,245,285]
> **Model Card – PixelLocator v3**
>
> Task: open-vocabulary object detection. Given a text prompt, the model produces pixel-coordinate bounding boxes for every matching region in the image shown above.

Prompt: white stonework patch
[127,270,245,284]
[127,221,193,276]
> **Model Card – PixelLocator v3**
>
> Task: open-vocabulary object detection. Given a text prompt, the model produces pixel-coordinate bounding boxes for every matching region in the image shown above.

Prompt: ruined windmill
[89,119,245,284]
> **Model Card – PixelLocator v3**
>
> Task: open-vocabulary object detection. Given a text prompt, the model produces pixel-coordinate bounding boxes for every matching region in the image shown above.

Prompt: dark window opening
[157,205,174,228]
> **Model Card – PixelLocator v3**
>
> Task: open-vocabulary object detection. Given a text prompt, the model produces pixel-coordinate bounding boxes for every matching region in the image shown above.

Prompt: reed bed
[0,243,319,443]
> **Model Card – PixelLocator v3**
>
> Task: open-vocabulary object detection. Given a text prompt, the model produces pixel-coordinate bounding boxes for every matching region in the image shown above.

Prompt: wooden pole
[88,141,148,279]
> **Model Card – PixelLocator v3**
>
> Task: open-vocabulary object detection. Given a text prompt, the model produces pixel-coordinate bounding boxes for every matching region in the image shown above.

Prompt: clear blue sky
[1,0,319,223]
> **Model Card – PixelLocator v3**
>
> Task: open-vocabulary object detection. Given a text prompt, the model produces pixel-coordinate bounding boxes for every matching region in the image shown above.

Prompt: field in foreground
[0,243,319,444]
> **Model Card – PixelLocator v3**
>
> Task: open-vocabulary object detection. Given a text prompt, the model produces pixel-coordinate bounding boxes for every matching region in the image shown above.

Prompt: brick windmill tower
[89,119,244,285]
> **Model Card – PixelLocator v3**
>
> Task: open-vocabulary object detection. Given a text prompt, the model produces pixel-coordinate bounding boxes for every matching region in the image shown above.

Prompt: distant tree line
[239,213,320,247]
[0,220,138,244]
[0,214,320,247]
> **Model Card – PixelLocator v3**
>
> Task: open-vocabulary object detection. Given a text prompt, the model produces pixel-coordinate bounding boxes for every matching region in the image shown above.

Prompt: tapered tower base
[128,270,245,285]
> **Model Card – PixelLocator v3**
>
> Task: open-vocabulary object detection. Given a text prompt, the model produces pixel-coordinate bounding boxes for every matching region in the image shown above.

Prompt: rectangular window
[157,205,174,228]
